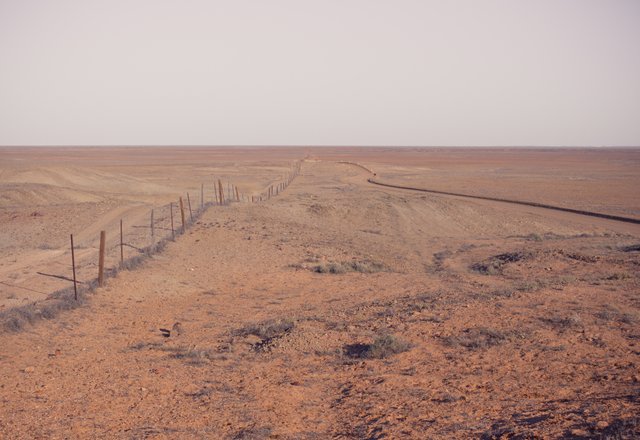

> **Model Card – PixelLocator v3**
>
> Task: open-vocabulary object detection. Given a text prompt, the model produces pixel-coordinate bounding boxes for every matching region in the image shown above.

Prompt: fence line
[253,160,302,203]
[0,161,304,332]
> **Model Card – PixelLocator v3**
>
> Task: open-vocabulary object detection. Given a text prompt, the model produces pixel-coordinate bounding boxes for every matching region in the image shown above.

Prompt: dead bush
[235,318,294,340]
[541,314,582,330]
[621,244,640,252]
[443,327,513,349]
[471,251,530,275]
[595,307,637,324]
[313,260,386,274]
[162,346,214,365]
[344,334,411,359]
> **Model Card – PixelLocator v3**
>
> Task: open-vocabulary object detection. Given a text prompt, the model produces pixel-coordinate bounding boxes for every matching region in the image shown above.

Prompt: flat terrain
[1,147,639,438]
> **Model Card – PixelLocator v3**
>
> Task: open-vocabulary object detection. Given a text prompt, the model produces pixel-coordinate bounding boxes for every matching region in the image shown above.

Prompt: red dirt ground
[1,147,639,438]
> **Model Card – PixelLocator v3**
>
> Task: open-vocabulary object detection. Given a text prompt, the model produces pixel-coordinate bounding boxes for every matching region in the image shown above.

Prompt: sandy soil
[1,147,639,438]
[0,147,299,308]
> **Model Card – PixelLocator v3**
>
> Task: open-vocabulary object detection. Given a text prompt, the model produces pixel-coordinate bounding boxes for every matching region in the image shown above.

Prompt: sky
[0,0,639,147]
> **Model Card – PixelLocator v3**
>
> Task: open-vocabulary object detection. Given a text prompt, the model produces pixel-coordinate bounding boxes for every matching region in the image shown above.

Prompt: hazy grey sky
[1,0,639,146]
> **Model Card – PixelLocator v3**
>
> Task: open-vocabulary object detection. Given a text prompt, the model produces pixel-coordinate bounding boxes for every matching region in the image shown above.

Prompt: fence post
[179,197,186,232]
[98,230,106,287]
[170,203,175,240]
[187,192,193,222]
[201,183,204,209]
[120,219,124,265]
[151,209,155,243]
[218,179,224,205]
[70,234,78,300]
[235,186,240,202]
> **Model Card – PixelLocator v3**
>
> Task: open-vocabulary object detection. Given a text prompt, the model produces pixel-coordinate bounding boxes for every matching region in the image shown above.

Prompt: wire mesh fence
[0,161,303,332]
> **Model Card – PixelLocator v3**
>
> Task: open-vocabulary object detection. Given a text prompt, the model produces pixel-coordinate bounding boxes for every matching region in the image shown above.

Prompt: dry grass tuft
[313,260,386,274]
[442,327,527,349]
[471,251,530,275]
[235,318,295,340]
[344,334,411,359]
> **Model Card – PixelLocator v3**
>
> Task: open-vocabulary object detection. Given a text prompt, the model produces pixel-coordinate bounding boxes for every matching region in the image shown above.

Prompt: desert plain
[0,146,639,438]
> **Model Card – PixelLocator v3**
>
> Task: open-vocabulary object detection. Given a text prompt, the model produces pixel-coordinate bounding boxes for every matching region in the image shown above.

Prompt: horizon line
[1,144,639,149]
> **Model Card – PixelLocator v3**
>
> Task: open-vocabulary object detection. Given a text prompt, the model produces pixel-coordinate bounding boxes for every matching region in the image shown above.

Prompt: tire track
[366,178,640,225]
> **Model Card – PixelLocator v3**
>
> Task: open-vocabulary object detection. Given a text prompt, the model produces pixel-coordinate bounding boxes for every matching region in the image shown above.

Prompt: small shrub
[489,289,517,298]
[314,262,348,274]
[235,319,295,351]
[595,416,640,438]
[235,318,294,340]
[542,314,582,330]
[443,327,510,349]
[344,334,411,359]
[606,272,632,281]
[471,251,530,275]
[313,260,385,274]
[351,261,386,273]
[595,308,637,324]
[525,233,543,242]
[515,279,546,292]
[164,346,213,364]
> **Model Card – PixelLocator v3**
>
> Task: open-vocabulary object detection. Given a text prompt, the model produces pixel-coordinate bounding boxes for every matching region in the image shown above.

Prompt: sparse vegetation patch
[344,334,411,359]
[313,260,386,274]
[541,314,582,331]
[471,251,531,275]
[234,318,295,351]
[442,327,526,349]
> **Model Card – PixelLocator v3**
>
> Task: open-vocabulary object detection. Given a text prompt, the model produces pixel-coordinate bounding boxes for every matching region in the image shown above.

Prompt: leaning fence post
[170,202,175,240]
[98,230,106,287]
[187,192,193,222]
[179,197,186,232]
[235,186,240,202]
[120,219,124,265]
[70,234,78,301]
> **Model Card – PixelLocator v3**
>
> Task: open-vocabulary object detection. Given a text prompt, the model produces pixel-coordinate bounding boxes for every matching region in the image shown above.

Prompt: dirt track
[367,178,640,225]
[1,158,639,439]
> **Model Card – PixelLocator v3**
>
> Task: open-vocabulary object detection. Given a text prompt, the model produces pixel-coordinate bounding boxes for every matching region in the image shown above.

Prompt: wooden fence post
[98,230,106,287]
[179,197,186,232]
[187,192,193,222]
[200,183,204,209]
[235,186,240,202]
[151,209,155,242]
[120,219,124,265]
[170,203,175,239]
[218,179,224,205]
[70,234,78,300]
